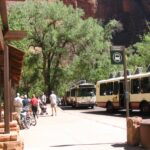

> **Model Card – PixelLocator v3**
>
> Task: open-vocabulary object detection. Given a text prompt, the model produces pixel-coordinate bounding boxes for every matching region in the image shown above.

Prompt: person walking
[39,94,48,115]
[41,92,47,105]
[37,96,42,115]
[49,91,57,116]
[22,94,30,111]
[14,93,23,115]
[30,94,38,118]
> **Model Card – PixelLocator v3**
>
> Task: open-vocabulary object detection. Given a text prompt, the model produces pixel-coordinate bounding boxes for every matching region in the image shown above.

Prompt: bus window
[114,81,119,94]
[141,77,150,93]
[131,79,141,94]
[86,88,95,96]
[119,81,124,94]
[78,89,82,97]
[79,88,95,97]
[78,88,87,97]
[106,82,113,95]
[71,89,76,96]
[100,83,107,96]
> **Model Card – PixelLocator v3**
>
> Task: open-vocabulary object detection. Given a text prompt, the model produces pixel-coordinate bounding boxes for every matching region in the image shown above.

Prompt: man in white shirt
[14,93,23,115]
[49,91,57,116]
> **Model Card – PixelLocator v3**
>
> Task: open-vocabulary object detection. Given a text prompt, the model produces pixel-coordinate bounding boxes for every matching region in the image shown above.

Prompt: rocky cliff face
[63,0,97,17]
[62,0,150,46]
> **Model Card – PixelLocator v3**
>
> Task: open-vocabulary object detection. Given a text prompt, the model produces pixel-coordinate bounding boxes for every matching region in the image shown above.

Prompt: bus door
[119,80,125,107]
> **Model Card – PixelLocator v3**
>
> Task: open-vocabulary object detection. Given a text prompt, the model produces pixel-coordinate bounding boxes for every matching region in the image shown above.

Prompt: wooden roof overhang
[0,0,26,133]
[0,0,26,86]
[0,45,25,86]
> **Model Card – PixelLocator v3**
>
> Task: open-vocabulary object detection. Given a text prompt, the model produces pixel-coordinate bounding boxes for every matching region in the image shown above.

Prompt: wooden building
[0,0,26,133]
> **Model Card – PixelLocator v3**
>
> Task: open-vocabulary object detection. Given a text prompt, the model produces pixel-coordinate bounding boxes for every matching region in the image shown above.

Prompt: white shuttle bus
[69,81,96,108]
[96,68,150,114]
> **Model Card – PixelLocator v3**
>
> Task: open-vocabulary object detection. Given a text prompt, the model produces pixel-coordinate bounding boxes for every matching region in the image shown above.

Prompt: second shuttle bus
[96,71,150,114]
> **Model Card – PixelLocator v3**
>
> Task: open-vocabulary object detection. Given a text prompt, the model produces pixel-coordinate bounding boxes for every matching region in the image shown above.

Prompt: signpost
[110,46,129,118]
[110,46,124,64]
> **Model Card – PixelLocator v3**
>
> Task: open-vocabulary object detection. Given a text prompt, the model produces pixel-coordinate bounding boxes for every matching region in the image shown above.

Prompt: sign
[110,46,125,64]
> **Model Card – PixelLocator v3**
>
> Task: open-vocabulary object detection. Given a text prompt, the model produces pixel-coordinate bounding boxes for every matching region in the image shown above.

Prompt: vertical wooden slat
[0,28,4,50]
[11,87,16,112]
[9,80,12,121]
[4,45,10,133]
[0,0,9,31]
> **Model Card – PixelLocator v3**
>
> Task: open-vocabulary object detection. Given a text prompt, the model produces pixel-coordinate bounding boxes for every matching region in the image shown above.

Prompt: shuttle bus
[65,81,96,108]
[96,71,150,114]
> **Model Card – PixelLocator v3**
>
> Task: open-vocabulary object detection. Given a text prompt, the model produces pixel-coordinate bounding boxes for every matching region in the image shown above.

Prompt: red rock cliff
[62,0,150,46]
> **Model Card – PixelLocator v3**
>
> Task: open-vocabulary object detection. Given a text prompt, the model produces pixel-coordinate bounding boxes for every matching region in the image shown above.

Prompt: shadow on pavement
[50,142,122,147]
[82,110,126,118]
[60,105,150,119]
[82,110,150,119]
[50,142,145,150]
[112,143,145,150]
[60,106,91,111]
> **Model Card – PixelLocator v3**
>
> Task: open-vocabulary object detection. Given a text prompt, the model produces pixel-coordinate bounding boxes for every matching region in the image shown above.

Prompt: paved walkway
[20,105,145,150]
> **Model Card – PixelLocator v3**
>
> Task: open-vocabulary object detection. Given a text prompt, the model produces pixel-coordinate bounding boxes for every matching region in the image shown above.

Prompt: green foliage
[128,31,150,72]
[8,0,122,96]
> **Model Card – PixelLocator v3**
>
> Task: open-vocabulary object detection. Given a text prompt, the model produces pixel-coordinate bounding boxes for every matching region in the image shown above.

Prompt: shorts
[51,103,56,107]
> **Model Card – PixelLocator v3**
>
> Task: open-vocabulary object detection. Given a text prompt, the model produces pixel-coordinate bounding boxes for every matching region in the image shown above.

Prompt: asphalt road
[20,105,146,150]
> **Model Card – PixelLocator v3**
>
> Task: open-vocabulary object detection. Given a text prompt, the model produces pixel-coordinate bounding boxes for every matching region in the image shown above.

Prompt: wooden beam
[0,0,9,31]
[7,0,25,1]
[0,28,4,50]
[0,56,4,66]
[4,30,27,41]
[11,75,20,83]
[10,70,22,76]
[10,58,23,65]
[10,52,24,60]
[10,69,21,76]
[10,62,23,68]
[4,45,10,133]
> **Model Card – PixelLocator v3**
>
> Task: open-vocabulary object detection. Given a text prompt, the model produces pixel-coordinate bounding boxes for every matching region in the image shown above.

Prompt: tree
[63,19,123,85]
[128,31,150,72]
[8,0,122,96]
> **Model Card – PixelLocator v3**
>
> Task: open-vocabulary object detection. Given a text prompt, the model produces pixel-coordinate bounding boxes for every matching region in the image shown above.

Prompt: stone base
[0,134,24,150]
[0,120,24,150]
[0,121,20,134]
[127,117,142,146]
[140,119,150,149]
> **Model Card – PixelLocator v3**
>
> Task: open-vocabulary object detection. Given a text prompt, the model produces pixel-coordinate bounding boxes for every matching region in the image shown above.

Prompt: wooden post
[4,45,10,133]
[9,80,12,121]
[123,48,129,118]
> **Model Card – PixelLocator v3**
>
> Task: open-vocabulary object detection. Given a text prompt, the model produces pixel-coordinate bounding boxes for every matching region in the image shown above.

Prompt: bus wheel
[140,102,150,115]
[106,102,114,113]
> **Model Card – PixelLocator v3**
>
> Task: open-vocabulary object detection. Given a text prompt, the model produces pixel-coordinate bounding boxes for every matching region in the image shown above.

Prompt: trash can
[127,117,142,146]
[140,119,150,149]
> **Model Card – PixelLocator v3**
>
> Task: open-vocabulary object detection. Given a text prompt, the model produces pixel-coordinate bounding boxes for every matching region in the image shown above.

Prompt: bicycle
[20,110,30,129]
